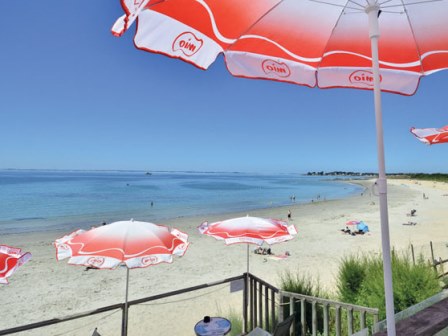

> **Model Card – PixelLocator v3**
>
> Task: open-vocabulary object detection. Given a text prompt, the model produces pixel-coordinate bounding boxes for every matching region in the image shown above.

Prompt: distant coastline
[306,171,448,182]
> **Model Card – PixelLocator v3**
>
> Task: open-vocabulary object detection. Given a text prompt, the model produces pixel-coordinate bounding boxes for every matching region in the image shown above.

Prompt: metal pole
[366,4,396,336]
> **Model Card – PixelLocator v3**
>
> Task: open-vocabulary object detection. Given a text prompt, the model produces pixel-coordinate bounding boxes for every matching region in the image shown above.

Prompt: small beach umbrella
[0,245,32,285]
[411,126,448,145]
[346,220,369,233]
[198,216,297,274]
[54,219,189,336]
[112,1,448,333]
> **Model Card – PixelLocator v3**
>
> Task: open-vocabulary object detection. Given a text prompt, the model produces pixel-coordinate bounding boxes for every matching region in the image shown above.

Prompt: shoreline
[1,178,448,335]
[0,178,365,236]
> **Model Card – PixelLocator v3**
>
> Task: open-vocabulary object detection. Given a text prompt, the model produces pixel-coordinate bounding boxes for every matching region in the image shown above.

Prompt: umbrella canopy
[198,216,297,246]
[411,126,448,145]
[0,245,31,285]
[112,1,448,334]
[198,216,297,273]
[55,220,189,268]
[112,0,448,96]
[54,219,189,335]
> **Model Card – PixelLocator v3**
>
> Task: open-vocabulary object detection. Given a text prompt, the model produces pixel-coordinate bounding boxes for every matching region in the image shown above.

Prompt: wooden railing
[278,291,379,336]
[244,273,280,334]
[0,274,245,336]
[430,241,448,279]
[0,273,379,336]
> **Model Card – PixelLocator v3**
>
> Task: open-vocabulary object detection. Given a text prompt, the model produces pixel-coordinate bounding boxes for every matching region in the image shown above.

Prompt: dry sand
[1,178,447,335]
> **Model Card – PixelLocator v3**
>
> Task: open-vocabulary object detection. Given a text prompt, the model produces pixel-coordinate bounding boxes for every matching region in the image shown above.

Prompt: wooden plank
[373,297,448,336]
[0,304,124,335]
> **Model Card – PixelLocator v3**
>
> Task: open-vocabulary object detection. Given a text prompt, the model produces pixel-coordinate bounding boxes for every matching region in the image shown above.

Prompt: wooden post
[312,301,317,336]
[347,308,353,336]
[411,244,415,265]
[250,277,255,331]
[335,306,341,336]
[373,313,379,333]
[290,298,295,336]
[301,299,306,336]
[323,303,329,336]
[360,310,366,330]
[258,283,263,328]
[271,290,276,331]
[265,286,269,331]
[278,294,284,323]
[253,280,258,327]
[243,273,248,334]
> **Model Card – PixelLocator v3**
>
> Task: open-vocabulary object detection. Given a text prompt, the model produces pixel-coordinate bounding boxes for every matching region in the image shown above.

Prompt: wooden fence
[0,273,379,336]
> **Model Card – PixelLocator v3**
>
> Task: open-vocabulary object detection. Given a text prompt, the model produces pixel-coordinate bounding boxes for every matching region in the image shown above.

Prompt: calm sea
[0,170,363,234]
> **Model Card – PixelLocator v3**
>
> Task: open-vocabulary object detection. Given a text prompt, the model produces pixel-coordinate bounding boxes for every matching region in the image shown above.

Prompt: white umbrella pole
[367,5,396,336]
[122,267,130,336]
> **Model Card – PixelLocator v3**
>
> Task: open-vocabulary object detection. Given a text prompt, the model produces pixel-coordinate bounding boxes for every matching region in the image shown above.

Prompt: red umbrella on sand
[54,219,189,336]
[198,216,297,273]
[112,1,448,333]
[0,245,31,285]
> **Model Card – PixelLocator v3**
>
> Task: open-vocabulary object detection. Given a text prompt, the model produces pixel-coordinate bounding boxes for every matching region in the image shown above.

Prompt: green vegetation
[279,271,329,335]
[407,173,448,182]
[225,250,443,335]
[336,251,441,320]
[225,308,243,336]
[305,172,448,182]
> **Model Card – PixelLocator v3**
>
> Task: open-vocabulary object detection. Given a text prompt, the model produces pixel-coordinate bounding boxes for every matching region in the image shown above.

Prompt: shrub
[279,270,328,335]
[337,250,441,320]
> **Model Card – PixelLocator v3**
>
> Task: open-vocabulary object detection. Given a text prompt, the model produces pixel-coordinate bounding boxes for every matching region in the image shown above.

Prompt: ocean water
[0,170,363,234]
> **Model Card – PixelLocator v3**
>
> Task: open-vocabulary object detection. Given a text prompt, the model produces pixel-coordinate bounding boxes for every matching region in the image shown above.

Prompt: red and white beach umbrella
[411,126,448,145]
[54,219,189,335]
[198,216,297,272]
[113,1,448,334]
[0,245,31,285]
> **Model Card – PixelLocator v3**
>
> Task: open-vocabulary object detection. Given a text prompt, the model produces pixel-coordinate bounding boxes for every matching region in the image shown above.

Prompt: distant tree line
[306,171,377,176]
[305,172,448,182]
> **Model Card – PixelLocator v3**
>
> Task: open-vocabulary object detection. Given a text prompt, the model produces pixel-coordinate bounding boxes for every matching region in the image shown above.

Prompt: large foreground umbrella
[112,1,448,334]
[411,126,448,145]
[198,216,297,273]
[54,219,189,336]
[0,245,31,285]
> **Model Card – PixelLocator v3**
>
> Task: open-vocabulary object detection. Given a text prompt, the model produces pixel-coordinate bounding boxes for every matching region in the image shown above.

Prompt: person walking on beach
[287,210,292,220]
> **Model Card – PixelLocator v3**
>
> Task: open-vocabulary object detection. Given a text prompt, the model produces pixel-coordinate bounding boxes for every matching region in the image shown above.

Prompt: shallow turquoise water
[0,170,363,233]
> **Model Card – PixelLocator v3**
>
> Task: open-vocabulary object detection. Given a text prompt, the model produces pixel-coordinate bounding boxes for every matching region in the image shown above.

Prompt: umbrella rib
[399,0,425,75]
[381,0,442,8]
[308,0,364,12]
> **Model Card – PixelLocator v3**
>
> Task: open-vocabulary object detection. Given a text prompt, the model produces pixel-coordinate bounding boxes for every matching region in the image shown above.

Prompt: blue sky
[1,1,447,174]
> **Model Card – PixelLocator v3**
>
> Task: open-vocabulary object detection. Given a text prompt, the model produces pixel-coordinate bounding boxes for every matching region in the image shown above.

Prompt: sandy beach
[1,178,448,335]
